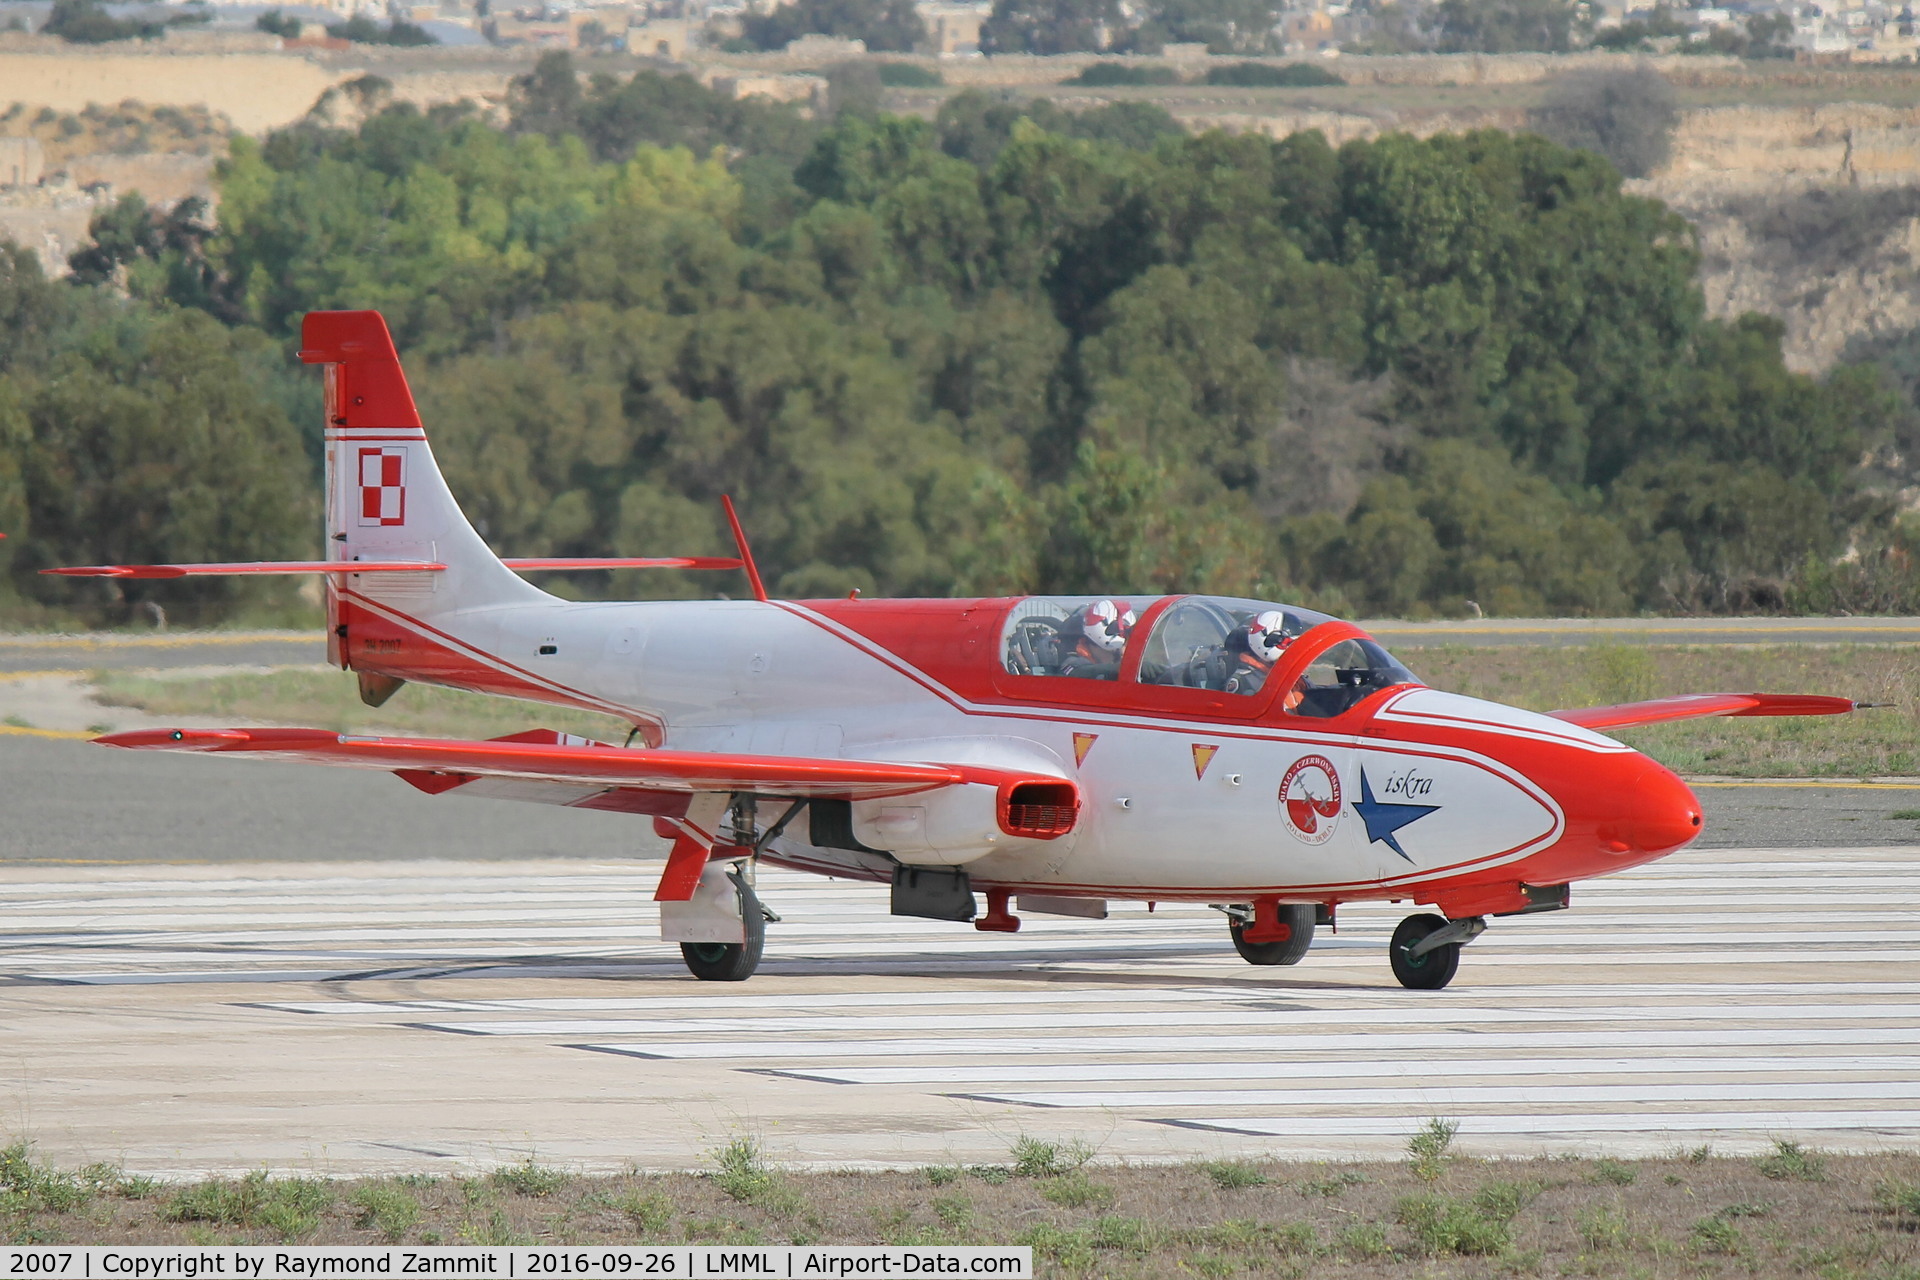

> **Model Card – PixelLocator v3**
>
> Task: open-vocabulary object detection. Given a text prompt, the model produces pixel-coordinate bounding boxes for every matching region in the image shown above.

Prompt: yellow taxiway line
[0,724,95,740]
[0,631,319,649]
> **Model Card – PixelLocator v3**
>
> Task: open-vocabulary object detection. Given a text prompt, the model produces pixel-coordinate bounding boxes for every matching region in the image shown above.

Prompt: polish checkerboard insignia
[358,446,406,527]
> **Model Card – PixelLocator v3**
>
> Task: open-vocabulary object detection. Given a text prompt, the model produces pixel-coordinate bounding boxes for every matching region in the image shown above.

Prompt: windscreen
[1137,595,1417,713]
[1289,636,1420,718]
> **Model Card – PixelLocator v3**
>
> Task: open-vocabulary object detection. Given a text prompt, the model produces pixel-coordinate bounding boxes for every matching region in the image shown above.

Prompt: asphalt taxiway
[4,848,1918,1176]
[4,620,1918,1175]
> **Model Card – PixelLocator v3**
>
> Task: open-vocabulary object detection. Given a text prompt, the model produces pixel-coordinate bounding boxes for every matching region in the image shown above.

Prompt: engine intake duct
[1000,780,1079,839]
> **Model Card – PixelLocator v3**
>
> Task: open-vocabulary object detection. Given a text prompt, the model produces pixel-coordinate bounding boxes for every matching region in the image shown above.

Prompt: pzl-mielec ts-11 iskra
[51,310,1868,989]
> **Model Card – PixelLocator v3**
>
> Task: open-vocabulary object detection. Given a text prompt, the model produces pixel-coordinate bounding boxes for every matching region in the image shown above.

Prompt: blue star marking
[1353,769,1439,863]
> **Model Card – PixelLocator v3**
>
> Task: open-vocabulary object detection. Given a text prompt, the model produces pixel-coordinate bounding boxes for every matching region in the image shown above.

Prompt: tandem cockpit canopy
[1000,594,1419,718]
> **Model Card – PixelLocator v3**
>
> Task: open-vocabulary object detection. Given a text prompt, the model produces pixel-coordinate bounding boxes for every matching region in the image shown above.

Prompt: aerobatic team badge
[358,446,407,527]
[1278,754,1342,845]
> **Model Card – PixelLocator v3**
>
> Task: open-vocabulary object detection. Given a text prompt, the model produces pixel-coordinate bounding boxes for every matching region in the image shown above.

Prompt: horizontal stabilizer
[44,560,445,579]
[44,556,741,579]
[501,557,743,571]
[1548,692,1860,731]
[94,727,967,800]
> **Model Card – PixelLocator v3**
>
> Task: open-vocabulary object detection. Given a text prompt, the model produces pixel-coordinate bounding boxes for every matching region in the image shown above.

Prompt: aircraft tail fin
[300,310,548,666]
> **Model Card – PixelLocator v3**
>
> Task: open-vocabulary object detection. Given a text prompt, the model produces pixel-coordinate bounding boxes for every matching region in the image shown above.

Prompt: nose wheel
[1389,913,1485,990]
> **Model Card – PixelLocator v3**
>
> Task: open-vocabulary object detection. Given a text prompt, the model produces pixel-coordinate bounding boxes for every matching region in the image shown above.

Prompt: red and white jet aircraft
[53,310,1865,989]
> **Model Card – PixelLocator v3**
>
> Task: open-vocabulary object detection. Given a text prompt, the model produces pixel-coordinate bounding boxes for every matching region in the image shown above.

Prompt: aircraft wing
[95,727,966,800]
[1547,693,1861,731]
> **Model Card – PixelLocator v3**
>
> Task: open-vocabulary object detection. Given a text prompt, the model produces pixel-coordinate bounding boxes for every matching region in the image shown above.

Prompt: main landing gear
[1388,913,1486,990]
[1220,900,1490,990]
[1219,901,1316,966]
[677,864,778,982]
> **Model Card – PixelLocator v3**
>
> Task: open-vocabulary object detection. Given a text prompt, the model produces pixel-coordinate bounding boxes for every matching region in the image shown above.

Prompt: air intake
[1000,780,1079,839]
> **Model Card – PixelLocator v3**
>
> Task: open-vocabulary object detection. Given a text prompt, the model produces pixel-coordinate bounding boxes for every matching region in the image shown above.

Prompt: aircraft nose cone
[1607,762,1702,856]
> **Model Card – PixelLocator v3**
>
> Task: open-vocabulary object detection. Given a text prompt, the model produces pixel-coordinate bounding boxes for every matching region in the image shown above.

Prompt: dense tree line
[5,54,1917,624]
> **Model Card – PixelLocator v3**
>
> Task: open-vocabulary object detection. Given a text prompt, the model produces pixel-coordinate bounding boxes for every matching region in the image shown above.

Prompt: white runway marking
[1167,1112,1920,1137]
[582,1026,1920,1059]
[764,1055,1916,1086]
[7,844,1920,1161]
[963,1081,1920,1109]
[414,1002,1920,1036]
[250,980,1920,1016]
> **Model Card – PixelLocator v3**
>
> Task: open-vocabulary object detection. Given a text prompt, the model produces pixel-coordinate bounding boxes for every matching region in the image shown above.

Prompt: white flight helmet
[1246,610,1295,663]
[1081,599,1135,652]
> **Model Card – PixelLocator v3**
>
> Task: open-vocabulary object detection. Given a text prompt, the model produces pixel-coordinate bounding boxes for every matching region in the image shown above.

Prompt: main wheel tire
[1229,905,1316,965]
[1389,912,1460,990]
[679,889,767,982]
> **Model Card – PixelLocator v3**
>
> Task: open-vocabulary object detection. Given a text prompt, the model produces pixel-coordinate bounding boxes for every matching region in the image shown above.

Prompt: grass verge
[8,1136,1920,1276]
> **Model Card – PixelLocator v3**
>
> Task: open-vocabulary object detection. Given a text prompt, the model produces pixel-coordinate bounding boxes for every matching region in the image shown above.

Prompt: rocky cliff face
[1656,184,1920,373]
[1636,105,1920,373]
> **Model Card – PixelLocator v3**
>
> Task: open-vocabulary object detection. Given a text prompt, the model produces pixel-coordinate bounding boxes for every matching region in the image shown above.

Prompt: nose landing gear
[1389,913,1486,990]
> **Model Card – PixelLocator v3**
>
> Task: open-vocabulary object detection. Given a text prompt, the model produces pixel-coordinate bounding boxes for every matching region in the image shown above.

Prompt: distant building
[916,2,987,54]
[783,32,865,54]
[0,137,43,189]
[710,71,828,105]
[629,16,693,54]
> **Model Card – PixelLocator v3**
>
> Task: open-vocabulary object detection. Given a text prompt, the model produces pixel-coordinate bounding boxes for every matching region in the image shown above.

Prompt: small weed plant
[617,1190,673,1235]
[349,1183,420,1242]
[1691,1213,1742,1254]
[490,1160,567,1198]
[1877,1179,1920,1217]
[1577,1204,1631,1250]
[1338,1220,1392,1258]
[0,1145,107,1215]
[930,1194,972,1230]
[1407,1117,1460,1181]
[166,1171,333,1241]
[1589,1158,1637,1186]
[1009,1136,1093,1178]
[710,1138,776,1202]
[1199,1160,1267,1190]
[1298,1170,1369,1198]
[1396,1182,1533,1256]
[458,1207,532,1246]
[706,1138,801,1217]
[1757,1139,1826,1182]
[1039,1172,1114,1209]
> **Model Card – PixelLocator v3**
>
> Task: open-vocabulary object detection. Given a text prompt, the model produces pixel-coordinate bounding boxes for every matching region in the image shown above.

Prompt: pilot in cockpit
[1222,611,1303,707]
[1056,599,1135,679]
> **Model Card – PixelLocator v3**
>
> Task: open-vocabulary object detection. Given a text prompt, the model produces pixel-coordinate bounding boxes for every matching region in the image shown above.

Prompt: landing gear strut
[1388,913,1485,990]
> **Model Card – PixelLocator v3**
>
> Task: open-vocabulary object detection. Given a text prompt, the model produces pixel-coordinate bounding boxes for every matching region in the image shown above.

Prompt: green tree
[12,309,313,622]
[1530,68,1679,180]
[1434,0,1581,51]
[982,0,1123,53]
[1128,0,1283,53]
[740,0,926,51]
